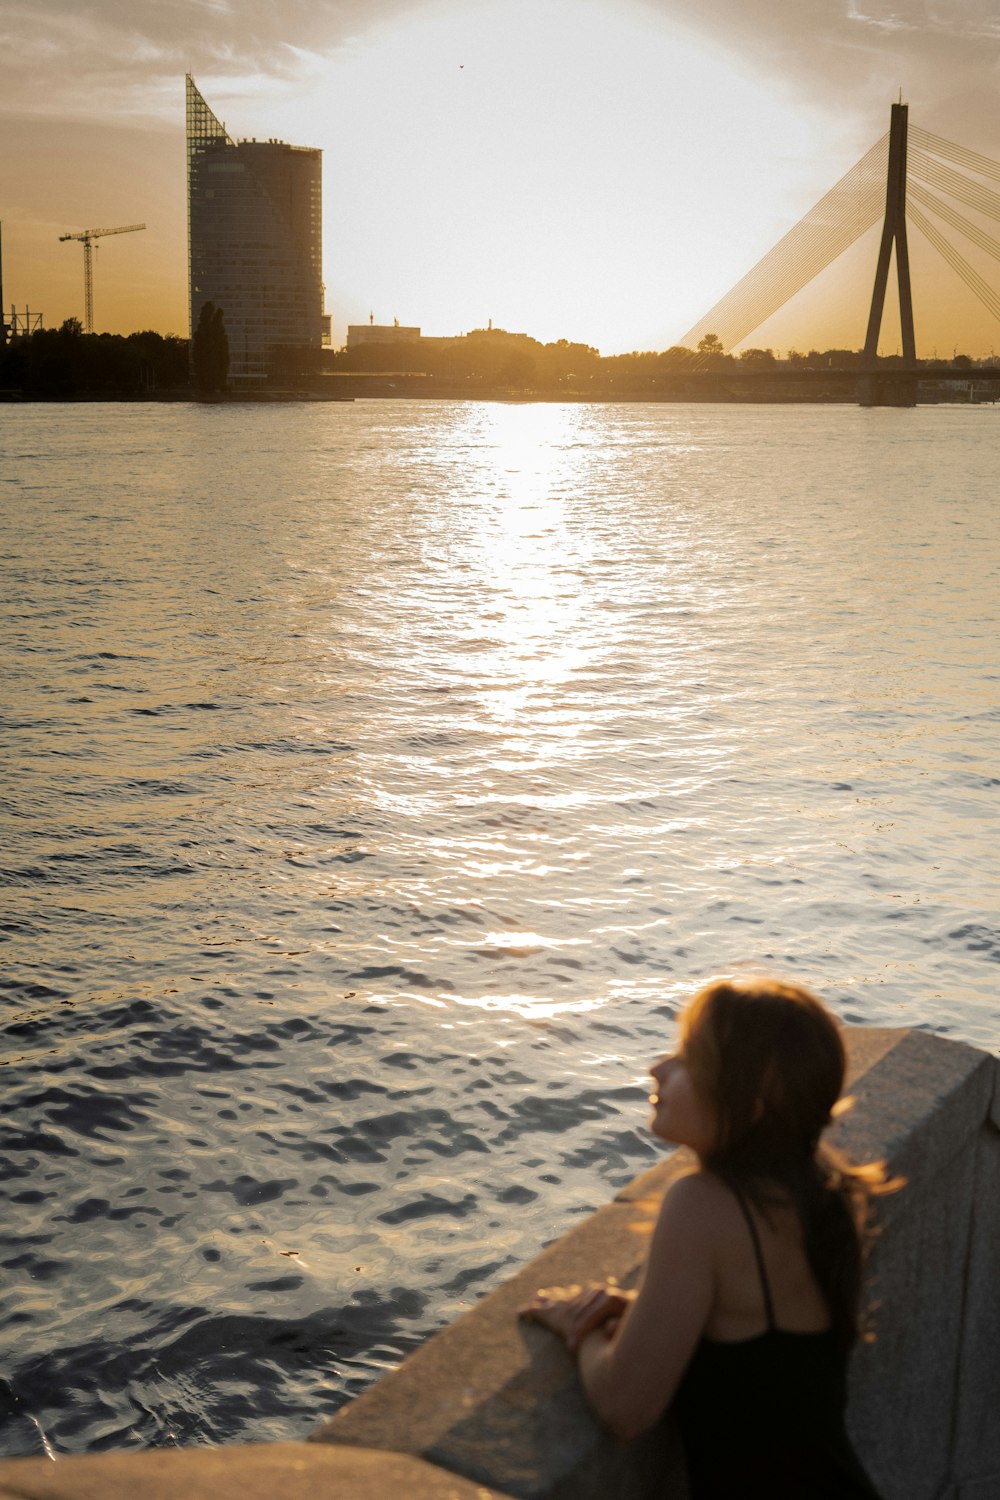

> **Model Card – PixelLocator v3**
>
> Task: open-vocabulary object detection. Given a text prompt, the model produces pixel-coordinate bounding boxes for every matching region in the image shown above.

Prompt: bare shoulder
[657,1168,738,1241]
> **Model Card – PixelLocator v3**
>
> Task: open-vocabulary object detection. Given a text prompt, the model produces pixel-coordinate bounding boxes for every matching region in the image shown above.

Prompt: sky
[3,0,1000,356]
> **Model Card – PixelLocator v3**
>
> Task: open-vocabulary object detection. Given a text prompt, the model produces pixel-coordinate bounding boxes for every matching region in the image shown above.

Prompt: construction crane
[58,223,146,333]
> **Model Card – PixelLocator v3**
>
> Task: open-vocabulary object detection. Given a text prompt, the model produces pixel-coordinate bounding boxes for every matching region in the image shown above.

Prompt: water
[1,399,998,1456]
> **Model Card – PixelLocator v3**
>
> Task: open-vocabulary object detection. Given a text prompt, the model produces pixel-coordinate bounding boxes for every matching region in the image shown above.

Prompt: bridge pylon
[863,102,915,368]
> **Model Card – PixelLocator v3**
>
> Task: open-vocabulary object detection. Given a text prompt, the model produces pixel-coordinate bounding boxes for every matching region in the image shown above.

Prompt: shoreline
[2,389,993,406]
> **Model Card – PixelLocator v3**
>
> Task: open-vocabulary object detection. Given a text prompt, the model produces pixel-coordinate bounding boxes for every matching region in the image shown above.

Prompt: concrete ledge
[316,1027,1000,1500]
[835,1028,995,1188]
[313,1171,692,1498]
[0,1442,517,1500]
[833,1032,999,1499]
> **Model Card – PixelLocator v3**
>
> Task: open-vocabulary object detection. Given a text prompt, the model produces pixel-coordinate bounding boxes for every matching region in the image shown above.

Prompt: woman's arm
[574,1173,718,1440]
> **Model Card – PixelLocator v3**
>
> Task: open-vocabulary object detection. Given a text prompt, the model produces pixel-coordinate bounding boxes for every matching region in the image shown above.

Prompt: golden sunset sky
[4,0,1000,356]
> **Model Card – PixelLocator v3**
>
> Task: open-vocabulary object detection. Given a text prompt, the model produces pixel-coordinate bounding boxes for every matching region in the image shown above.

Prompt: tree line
[0,320,190,398]
[330,328,992,394]
[1,312,990,400]
[0,303,229,399]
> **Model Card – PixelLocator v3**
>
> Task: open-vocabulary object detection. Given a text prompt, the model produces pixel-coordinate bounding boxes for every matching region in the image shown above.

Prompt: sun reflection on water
[453,402,598,721]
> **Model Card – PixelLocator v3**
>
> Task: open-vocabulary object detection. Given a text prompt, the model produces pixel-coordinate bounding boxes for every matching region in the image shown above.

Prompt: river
[1,399,997,1454]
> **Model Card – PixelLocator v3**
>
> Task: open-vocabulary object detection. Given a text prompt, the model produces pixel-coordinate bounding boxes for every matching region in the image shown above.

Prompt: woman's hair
[680,976,897,1348]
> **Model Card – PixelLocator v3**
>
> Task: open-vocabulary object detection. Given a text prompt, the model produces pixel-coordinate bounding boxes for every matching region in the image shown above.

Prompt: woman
[519,977,894,1498]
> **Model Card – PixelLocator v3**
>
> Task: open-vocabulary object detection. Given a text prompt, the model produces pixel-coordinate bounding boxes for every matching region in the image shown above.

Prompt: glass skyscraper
[186,76,324,385]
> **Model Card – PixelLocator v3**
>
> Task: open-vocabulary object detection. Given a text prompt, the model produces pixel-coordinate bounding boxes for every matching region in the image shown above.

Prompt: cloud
[0,0,419,122]
[5,0,1000,141]
[640,0,1000,133]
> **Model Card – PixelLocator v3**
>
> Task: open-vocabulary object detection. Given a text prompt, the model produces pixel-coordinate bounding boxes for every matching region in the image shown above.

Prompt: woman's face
[648,1050,718,1156]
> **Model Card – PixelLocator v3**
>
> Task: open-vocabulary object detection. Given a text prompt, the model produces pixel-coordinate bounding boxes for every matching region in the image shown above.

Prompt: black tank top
[671,1185,882,1499]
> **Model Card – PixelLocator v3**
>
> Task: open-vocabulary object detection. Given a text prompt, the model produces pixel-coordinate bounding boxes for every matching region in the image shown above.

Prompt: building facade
[346,323,421,349]
[186,76,325,385]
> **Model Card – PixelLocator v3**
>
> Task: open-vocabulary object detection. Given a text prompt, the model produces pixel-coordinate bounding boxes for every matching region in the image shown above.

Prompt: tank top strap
[729,1183,776,1331]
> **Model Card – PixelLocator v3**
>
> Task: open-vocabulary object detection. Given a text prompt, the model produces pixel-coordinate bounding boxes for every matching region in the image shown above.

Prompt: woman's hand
[518,1281,635,1352]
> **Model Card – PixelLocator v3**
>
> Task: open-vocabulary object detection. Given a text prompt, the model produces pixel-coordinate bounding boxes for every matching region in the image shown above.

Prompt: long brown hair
[680,977,896,1348]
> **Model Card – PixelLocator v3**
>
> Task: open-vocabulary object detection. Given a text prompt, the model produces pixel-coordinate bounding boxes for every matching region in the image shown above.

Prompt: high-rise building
[186,75,326,385]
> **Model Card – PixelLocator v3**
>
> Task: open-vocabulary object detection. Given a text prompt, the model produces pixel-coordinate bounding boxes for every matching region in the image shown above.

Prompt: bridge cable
[908,203,1000,324]
[678,146,891,351]
[680,174,884,353]
[679,134,888,352]
[908,179,1000,265]
[680,214,881,361]
[691,135,889,335]
[687,204,884,355]
[905,132,1000,326]
[681,142,886,332]
[909,148,1000,224]
[681,197,885,357]
[909,127,1000,186]
[679,124,1000,359]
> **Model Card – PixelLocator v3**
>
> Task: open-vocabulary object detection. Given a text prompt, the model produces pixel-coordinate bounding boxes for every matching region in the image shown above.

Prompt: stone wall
[0,1442,516,1500]
[316,1026,1000,1500]
[0,1026,997,1500]
[840,1029,1000,1500]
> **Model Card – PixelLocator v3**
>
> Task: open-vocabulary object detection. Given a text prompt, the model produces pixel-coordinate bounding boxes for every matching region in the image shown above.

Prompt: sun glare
[277,0,823,353]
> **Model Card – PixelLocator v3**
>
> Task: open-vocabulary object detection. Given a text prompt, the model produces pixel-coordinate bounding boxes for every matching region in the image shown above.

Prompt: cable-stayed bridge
[678,103,1000,405]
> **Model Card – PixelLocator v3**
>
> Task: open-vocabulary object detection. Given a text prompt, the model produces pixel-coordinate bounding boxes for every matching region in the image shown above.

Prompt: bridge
[680,103,1000,406]
[642,359,999,408]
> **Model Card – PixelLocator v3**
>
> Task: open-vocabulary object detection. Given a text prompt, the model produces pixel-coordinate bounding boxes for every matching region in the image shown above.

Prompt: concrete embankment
[1,1026,997,1500]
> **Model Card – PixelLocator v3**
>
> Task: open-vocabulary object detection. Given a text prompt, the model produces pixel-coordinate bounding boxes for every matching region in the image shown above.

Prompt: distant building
[347,322,421,349]
[186,75,325,385]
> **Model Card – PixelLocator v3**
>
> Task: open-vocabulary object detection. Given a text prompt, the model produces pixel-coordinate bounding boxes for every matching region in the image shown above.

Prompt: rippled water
[2,399,998,1456]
